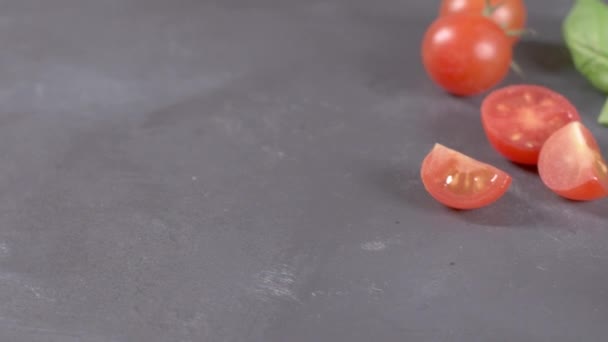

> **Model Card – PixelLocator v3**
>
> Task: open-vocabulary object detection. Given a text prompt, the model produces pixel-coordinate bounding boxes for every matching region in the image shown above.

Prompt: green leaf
[563,0,608,124]
[599,97,608,126]
[563,0,608,92]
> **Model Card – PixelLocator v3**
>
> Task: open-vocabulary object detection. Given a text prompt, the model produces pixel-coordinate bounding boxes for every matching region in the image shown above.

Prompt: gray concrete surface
[0,0,606,341]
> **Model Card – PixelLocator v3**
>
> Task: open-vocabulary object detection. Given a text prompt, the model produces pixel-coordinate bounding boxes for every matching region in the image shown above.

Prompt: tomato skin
[538,122,608,201]
[556,181,608,202]
[481,85,581,165]
[421,144,512,209]
[422,14,513,96]
[439,0,527,43]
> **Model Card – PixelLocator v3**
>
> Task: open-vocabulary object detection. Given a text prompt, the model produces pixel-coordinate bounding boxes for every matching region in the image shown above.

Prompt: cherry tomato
[439,0,527,43]
[481,85,581,165]
[421,144,512,209]
[538,122,608,201]
[421,14,513,96]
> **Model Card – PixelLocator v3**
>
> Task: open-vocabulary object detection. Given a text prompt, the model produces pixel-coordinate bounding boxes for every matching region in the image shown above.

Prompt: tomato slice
[481,85,581,165]
[538,122,608,201]
[420,144,512,209]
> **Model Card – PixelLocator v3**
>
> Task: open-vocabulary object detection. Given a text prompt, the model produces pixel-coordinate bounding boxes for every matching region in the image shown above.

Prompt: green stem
[484,0,492,14]
[483,0,505,16]
[598,97,608,126]
[511,61,525,79]
[506,28,538,37]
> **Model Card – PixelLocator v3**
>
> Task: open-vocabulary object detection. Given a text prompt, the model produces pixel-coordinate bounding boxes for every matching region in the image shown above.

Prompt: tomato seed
[473,177,485,192]
[511,132,522,141]
[445,172,460,188]
[497,104,509,112]
[540,99,554,107]
[464,174,472,189]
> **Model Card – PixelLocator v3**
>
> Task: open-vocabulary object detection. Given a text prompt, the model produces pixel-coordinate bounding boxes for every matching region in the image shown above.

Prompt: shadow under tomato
[507,161,608,222]
[515,40,574,72]
[510,162,538,174]
[562,198,608,220]
[365,161,561,228]
[448,191,552,228]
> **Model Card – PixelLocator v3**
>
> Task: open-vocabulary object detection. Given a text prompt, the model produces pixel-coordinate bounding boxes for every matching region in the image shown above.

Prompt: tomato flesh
[481,85,581,165]
[538,122,608,201]
[439,0,527,43]
[421,144,512,209]
[422,14,512,96]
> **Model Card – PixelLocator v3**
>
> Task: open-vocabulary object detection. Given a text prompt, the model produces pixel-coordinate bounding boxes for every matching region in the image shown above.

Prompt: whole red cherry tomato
[439,0,527,43]
[422,14,512,96]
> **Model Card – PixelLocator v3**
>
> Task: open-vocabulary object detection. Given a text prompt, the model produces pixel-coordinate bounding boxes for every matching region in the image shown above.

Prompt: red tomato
[439,0,527,43]
[420,144,512,209]
[421,14,513,96]
[538,122,608,201]
[481,85,581,165]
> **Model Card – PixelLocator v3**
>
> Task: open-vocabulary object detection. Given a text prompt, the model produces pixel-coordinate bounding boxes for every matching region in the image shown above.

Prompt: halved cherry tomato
[421,144,512,209]
[481,85,581,165]
[439,0,527,44]
[538,122,608,201]
[422,14,512,96]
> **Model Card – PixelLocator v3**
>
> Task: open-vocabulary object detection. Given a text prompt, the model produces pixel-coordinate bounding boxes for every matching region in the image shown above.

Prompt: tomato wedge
[481,85,581,165]
[538,122,608,201]
[420,144,512,209]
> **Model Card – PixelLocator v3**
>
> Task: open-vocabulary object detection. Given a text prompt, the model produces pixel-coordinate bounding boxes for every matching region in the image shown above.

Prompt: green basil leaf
[563,0,608,93]
[599,97,608,126]
[563,0,608,125]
